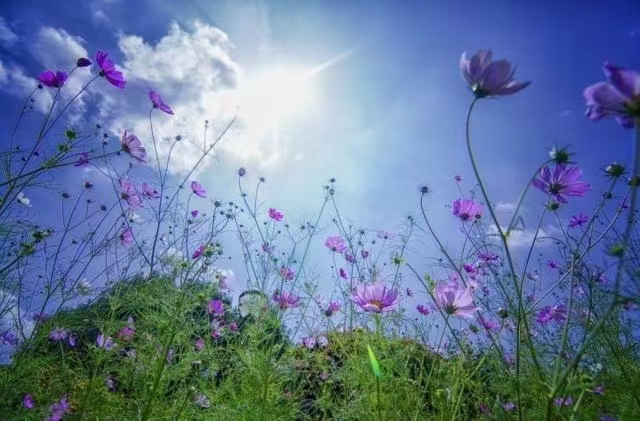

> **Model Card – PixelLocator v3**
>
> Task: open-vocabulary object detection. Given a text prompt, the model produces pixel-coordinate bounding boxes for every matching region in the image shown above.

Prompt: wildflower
[238,167,246,176]
[48,327,69,342]
[74,152,90,167]
[584,62,640,128]
[376,230,394,240]
[478,403,491,415]
[166,348,175,364]
[345,253,356,263]
[195,338,205,352]
[96,333,116,351]
[23,394,34,409]
[480,318,499,331]
[76,57,91,67]
[117,325,135,342]
[229,322,238,332]
[605,162,625,178]
[454,175,462,182]
[192,244,206,259]
[406,288,413,297]
[67,335,77,347]
[121,131,147,162]
[350,282,399,313]
[47,395,71,420]
[549,146,572,164]
[302,336,316,349]
[105,375,116,391]
[191,210,199,218]
[554,396,573,407]
[452,198,482,221]
[547,260,560,269]
[417,304,430,315]
[211,329,222,339]
[279,266,295,281]
[0,330,18,347]
[433,283,479,319]
[460,50,530,98]
[141,183,159,199]
[569,213,589,228]
[319,372,330,381]
[119,227,133,247]
[96,50,125,88]
[477,251,499,263]
[324,301,341,317]
[207,299,225,316]
[536,305,567,324]
[17,191,31,207]
[532,165,590,203]
[339,268,347,279]
[361,249,369,259]
[324,235,347,253]
[38,70,67,88]
[272,290,300,310]
[317,335,328,347]
[503,402,516,412]
[148,89,174,114]
[268,207,283,221]
[191,181,206,198]
[119,179,142,210]
[194,393,211,409]
[592,385,605,395]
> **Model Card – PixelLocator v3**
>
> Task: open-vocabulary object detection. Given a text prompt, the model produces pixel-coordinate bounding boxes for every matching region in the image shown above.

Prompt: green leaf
[367,344,382,379]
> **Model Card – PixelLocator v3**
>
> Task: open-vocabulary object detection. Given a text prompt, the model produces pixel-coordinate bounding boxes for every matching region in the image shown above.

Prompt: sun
[236,65,316,127]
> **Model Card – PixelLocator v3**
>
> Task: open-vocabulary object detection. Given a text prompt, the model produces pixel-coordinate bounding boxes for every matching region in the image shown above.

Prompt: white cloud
[494,201,517,212]
[28,27,88,69]
[0,17,18,46]
[0,59,53,112]
[487,224,559,250]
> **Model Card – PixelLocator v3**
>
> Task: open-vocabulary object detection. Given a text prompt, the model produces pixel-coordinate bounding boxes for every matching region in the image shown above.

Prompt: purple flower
[339,268,347,279]
[376,230,394,240]
[547,260,559,269]
[166,348,175,364]
[148,89,174,114]
[279,266,295,281]
[119,178,142,209]
[96,50,125,88]
[38,70,68,88]
[480,318,499,331]
[536,305,567,325]
[191,181,206,198]
[433,283,478,319]
[207,299,225,316]
[268,208,283,221]
[460,50,530,98]
[76,58,91,68]
[121,131,147,162]
[194,393,211,409]
[67,335,76,347]
[141,183,159,199]
[569,213,589,228]
[325,235,347,253]
[324,301,341,317]
[454,174,463,182]
[361,249,369,259]
[302,336,316,349]
[23,394,35,409]
[600,416,618,421]
[211,329,222,339]
[503,402,516,412]
[554,396,573,407]
[119,227,133,247]
[106,375,116,391]
[452,198,482,222]
[584,62,640,128]
[117,325,135,342]
[229,322,238,332]
[350,282,399,313]
[191,210,199,218]
[96,333,116,350]
[272,290,300,310]
[193,244,206,259]
[592,385,605,395]
[417,304,430,316]
[195,338,205,352]
[532,165,590,203]
[48,327,69,342]
[47,395,71,420]
[74,152,90,167]
[0,330,18,347]
[477,251,499,263]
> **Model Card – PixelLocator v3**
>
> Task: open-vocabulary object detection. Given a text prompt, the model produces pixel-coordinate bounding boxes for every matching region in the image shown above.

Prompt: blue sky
[1,0,639,338]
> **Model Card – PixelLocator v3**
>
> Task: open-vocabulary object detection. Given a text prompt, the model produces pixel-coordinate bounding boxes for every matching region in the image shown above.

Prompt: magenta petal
[604,62,640,98]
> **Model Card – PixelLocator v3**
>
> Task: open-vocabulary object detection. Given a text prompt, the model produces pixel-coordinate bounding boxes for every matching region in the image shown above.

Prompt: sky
[1,0,640,345]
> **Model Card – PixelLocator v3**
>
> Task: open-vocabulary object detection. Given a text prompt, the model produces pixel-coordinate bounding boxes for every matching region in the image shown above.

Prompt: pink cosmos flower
[119,227,133,247]
[96,50,126,88]
[325,235,347,253]
[272,290,300,309]
[0,330,18,347]
[554,396,574,407]
[376,230,394,240]
[192,244,206,259]
[106,375,116,391]
[324,301,341,317]
[195,338,205,352]
[503,402,516,412]
[48,327,69,342]
[74,152,90,167]
[417,304,430,315]
[302,336,316,349]
[141,183,159,199]
[76,58,92,67]
[191,210,199,218]
[547,260,559,269]
[350,282,399,313]
[38,70,67,88]
[121,131,147,162]
[433,283,479,319]
[207,299,225,316]
[119,178,142,209]
[361,250,369,259]
[48,395,71,420]
[339,268,347,279]
[23,394,35,409]
[229,322,238,332]
[117,325,135,342]
[268,207,283,221]
[191,181,206,198]
[584,62,640,128]
[569,213,589,228]
[454,174,463,182]
[406,288,413,297]
[279,266,295,281]
[460,50,530,98]
[148,89,174,114]
[96,333,116,350]
[532,165,590,203]
[211,329,222,340]
[452,198,482,221]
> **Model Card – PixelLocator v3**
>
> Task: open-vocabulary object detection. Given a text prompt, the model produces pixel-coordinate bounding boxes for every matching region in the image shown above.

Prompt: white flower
[16,192,31,207]
[128,212,144,224]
